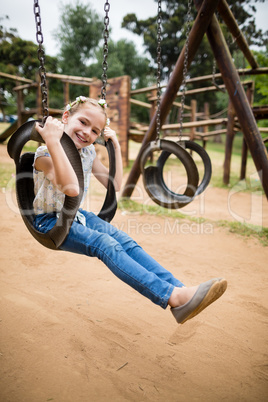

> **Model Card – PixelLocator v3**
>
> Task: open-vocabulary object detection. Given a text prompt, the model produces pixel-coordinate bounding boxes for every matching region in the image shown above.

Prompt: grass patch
[0,122,10,134]
[118,198,267,246]
[218,220,268,246]
[0,164,15,188]
[118,197,205,223]
[1,131,266,244]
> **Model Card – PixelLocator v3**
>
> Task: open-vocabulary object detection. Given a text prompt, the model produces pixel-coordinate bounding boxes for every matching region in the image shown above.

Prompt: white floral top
[33,144,96,224]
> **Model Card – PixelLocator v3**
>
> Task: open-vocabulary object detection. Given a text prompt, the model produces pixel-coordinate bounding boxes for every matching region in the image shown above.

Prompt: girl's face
[62,105,106,149]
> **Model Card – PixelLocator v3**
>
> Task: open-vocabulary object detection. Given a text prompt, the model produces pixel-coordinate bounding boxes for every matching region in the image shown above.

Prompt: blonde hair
[64,97,108,123]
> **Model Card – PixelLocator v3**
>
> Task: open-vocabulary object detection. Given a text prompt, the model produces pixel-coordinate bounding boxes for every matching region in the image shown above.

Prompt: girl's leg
[34,213,227,320]
[59,217,177,308]
[81,210,184,288]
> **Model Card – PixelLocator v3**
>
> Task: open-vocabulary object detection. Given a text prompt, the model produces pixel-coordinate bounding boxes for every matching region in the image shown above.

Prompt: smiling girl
[33,96,227,325]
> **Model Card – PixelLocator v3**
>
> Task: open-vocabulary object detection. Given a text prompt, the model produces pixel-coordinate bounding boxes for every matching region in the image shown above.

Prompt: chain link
[179,0,192,139]
[33,0,49,124]
[155,0,162,141]
[101,1,110,100]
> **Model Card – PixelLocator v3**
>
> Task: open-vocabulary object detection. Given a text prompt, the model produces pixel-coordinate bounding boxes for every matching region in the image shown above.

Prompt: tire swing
[8,120,84,250]
[140,0,199,209]
[140,0,211,208]
[157,140,212,197]
[7,0,116,250]
[140,139,199,209]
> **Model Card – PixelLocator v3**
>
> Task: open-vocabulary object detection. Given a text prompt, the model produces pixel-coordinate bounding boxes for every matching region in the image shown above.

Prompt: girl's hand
[103,126,120,149]
[35,116,64,145]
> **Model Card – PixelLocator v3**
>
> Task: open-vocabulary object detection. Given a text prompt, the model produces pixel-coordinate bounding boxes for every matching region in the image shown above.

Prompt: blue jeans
[34,209,184,309]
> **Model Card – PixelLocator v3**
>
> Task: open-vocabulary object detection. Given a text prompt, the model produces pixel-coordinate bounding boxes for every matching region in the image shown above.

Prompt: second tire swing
[140,0,212,209]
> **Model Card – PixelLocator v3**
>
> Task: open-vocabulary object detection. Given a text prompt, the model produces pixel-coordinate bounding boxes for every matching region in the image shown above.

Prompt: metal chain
[101,0,110,100]
[33,0,49,124]
[155,0,162,141]
[179,0,192,139]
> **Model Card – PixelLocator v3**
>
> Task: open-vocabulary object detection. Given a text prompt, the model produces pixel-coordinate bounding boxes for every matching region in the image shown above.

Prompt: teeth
[76,134,87,142]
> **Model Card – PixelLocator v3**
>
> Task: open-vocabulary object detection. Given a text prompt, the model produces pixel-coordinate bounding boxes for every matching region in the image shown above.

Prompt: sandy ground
[0,143,268,402]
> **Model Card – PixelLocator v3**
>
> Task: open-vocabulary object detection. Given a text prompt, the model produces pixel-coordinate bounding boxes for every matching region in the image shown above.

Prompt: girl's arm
[35,117,80,197]
[92,126,123,192]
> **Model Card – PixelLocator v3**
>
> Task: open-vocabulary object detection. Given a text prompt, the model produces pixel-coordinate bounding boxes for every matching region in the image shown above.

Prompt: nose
[83,127,98,141]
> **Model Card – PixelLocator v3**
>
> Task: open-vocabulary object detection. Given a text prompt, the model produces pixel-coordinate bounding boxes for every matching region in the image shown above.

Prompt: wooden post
[190,99,197,140]
[36,72,42,120]
[63,82,70,105]
[16,81,23,127]
[194,1,268,198]
[203,102,210,148]
[149,89,157,123]
[90,75,130,167]
[217,0,258,69]
[223,100,236,185]
[122,0,221,198]
[240,83,254,180]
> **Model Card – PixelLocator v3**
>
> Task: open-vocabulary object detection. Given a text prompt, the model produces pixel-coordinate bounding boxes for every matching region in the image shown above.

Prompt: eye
[80,119,86,125]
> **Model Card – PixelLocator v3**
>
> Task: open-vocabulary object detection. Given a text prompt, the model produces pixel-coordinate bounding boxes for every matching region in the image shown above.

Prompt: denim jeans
[34,209,184,309]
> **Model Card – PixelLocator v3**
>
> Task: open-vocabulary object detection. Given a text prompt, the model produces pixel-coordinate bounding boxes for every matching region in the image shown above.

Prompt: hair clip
[66,96,87,111]
[76,96,87,103]
[98,99,107,109]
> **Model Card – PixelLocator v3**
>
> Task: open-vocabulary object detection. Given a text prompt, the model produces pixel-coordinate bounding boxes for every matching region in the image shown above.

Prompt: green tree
[122,0,267,115]
[122,0,267,79]
[54,2,153,120]
[88,39,153,122]
[88,39,152,89]
[253,48,268,106]
[53,1,103,77]
[0,16,57,114]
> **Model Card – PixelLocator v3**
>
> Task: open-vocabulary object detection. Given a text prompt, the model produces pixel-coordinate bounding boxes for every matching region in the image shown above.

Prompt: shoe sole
[180,278,228,324]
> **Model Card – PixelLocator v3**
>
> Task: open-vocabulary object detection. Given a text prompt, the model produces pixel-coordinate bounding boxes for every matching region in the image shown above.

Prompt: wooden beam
[0,72,33,83]
[240,83,255,180]
[61,79,95,87]
[196,1,268,197]
[259,127,268,133]
[163,118,228,130]
[217,0,258,69]
[223,101,236,184]
[149,80,253,100]
[13,83,38,91]
[130,69,268,96]
[122,0,221,198]
[130,98,152,109]
[45,72,94,82]
[129,118,228,133]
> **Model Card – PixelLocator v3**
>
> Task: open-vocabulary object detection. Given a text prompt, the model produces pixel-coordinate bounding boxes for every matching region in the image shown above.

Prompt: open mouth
[76,133,87,143]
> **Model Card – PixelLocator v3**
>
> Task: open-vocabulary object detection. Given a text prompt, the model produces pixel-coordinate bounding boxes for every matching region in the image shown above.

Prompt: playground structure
[1,0,268,198]
[1,69,267,188]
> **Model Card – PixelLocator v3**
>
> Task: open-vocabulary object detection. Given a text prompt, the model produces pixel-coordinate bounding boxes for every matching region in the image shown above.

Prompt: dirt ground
[0,143,268,402]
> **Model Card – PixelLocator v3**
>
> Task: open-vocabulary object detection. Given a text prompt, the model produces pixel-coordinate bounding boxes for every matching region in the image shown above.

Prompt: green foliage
[88,38,153,122]
[1,1,267,123]
[0,17,57,79]
[253,47,268,107]
[122,0,267,115]
[88,39,152,87]
[53,1,103,77]
[0,16,58,114]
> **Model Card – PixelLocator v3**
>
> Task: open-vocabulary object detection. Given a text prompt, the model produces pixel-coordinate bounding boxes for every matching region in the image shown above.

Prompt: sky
[1,0,157,56]
[1,0,268,57]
